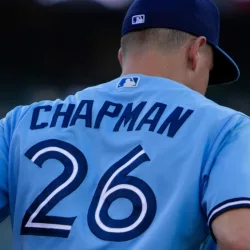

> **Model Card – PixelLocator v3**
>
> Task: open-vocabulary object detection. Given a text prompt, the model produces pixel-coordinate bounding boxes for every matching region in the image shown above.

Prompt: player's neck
[121,53,188,87]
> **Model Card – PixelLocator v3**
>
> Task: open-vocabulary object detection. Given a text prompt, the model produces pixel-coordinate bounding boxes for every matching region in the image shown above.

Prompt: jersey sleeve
[0,118,10,222]
[0,106,28,223]
[201,114,250,239]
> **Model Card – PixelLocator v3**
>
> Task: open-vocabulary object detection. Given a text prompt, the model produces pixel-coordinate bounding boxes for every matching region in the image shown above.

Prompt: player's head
[119,0,240,95]
[119,28,213,95]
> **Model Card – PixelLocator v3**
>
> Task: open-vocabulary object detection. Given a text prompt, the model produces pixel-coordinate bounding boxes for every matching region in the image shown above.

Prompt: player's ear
[187,36,207,71]
[118,48,123,68]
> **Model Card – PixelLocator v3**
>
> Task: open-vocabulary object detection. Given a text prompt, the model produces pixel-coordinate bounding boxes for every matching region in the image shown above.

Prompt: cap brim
[209,46,240,85]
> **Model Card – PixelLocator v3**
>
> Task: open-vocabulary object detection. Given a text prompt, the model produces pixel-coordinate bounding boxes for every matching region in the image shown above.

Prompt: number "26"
[21,140,157,242]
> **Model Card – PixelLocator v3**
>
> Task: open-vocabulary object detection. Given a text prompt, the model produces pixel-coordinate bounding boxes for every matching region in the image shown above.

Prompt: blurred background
[0,0,249,249]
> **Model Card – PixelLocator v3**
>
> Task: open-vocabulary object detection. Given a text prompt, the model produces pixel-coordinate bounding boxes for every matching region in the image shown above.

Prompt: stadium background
[0,0,249,249]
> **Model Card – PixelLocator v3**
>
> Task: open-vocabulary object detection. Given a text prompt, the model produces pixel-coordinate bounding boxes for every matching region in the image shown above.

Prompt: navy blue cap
[122,0,240,85]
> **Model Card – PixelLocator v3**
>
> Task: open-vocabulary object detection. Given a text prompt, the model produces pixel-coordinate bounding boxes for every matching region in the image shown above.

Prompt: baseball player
[1,0,250,249]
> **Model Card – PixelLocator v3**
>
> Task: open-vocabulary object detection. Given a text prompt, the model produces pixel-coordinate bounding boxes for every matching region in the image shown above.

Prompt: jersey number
[21,140,157,241]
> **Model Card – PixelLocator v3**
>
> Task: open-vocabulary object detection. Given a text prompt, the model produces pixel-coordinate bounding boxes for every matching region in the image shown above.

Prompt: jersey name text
[30,100,194,138]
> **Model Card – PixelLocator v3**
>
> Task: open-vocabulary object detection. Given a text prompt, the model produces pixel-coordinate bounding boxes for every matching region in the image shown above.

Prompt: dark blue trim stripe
[207,197,250,243]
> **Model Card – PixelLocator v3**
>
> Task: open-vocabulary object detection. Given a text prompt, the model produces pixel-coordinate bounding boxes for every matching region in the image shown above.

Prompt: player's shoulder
[179,85,250,144]
[147,76,244,115]
[0,86,99,129]
[146,75,250,129]
[155,76,245,120]
[0,99,62,136]
[188,89,250,131]
[192,90,249,125]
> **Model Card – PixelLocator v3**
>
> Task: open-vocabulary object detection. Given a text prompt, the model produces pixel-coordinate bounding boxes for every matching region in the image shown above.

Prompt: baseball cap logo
[132,15,145,25]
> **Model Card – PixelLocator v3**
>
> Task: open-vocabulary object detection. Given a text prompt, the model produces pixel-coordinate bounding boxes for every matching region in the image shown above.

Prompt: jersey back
[1,75,242,250]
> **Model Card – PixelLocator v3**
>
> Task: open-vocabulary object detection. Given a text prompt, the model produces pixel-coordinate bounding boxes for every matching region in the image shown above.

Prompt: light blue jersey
[1,74,250,250]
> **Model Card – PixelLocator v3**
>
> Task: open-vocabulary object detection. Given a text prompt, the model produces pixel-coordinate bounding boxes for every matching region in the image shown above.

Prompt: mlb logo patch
[117,77,140,89]
[132,15,145,25]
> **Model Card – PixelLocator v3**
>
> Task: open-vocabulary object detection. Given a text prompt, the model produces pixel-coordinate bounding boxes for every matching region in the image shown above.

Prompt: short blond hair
[121,28,192,56]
